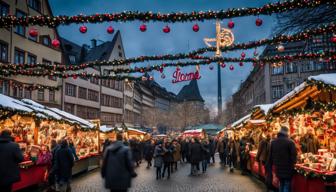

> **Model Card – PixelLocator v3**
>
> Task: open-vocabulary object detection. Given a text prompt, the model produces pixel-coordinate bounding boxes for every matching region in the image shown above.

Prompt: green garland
[295,167,336,183]
[0,0,333,27]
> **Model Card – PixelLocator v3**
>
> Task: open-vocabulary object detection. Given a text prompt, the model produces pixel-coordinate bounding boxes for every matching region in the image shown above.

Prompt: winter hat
[279,126,289,136]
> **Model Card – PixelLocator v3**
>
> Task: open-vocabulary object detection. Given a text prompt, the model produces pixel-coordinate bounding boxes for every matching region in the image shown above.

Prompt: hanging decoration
[28,27,38,37]
[107,26,114,34]
[79,25,88,33]
[140,24,147,32]
[0,0,333,28]
[5,80,61,91]
[172,67,201,84]
[163,25,170,33]
[239,62,244,67]
[227,20,235,29]
[192,24,200,32]
[209,65,214,70]
[331,35,336,43]
[161,74,166,79]
[255,18,263,27]
[241,52,246,58]
[51,39,60,48]
[229,65,234,71]
[220,62,226,68]
[277,44,285,52]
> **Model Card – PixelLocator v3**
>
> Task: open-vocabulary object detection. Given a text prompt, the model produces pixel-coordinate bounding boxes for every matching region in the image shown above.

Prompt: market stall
[250,74,336,192]
[0,94,99,191]
[182,128,206,139]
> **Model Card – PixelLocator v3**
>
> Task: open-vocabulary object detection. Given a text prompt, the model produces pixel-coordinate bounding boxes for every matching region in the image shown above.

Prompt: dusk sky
[49,0,278,116]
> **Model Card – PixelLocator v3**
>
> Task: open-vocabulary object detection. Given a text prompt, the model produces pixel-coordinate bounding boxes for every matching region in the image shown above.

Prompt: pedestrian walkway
[71,157,265,192]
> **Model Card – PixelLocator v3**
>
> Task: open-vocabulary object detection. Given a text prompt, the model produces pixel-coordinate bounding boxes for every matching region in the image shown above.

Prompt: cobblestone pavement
[71,157,266,192]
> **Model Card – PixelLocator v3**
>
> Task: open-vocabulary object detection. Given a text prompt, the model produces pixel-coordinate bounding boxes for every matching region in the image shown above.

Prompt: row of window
[271,82,299,100]
[101,79,123,91]
[1,0,43,15]
[101,112,123,125]
[101,94,123,108]
[271,62,336,75]
[0,81,55,102]
[65,83,99,102]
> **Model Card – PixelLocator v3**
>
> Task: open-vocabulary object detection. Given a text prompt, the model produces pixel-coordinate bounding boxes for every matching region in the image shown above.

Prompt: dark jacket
[209,140,216,155]
[256,138,270,164]
[55,141,74,182]
[162,144,174,163]
[143,142,155,161]
[267,133,297,179]
[130,140,141,162]
[153,145,164,167]
[201,143,210,161]
[0,135,24,186]
[101,141,136,190]
[189,142,202,164]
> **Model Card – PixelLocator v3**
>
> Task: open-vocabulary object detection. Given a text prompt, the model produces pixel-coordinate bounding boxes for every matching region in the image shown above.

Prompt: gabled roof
[177,79,204,102]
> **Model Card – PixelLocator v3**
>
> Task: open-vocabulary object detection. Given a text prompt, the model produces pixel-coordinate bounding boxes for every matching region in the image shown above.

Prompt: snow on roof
[253,104,274,115]
[49,108,95,129]
[20,100,63,120]
[0,94,33,113]
[271,82,308,109]
[249,119,265,124]
[184,128,203,133]
[308,73,336,86]
[21,99,45,108]
[231,114,251,128]
[128,127,146,134]
[100,125,115,132]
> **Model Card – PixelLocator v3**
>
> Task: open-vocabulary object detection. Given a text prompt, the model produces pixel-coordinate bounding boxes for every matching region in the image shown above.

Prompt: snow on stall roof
[0,94,33,112]
[184,128,203,133]
[100,125,113,132]
[231,114,251,128]
[20,100,63,120]
[249,119,265,124]
[128,127,146,134]
[272,82,308,109]
[308,73,336,86]
[21,99,45,108]
[253,104,274,115]
[49,108,95,129]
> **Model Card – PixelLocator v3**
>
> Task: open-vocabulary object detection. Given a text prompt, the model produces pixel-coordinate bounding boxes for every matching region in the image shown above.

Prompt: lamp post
[204,20,234,117]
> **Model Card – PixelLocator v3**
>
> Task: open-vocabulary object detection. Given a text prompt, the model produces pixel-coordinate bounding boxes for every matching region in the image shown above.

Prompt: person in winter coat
[102,139,111,154]
[153,141,164,180]
[239,136,248,174]
[0,129,24,192]
[267,126,297,192]
[208,138,216,164]
[189,138,202,176]
[172,140,181,171]
[256,134,271,178]
[201,140,210,173]
[300,129,319,154]
[130,139,141,167]
[143,140,155,168]
[162,140,174,179]
[55,139,74,192]
[181,139,188,163]
[69,140,79,161]
[101,133,137,192]
[48,139,59,191]
[227,138,238,172]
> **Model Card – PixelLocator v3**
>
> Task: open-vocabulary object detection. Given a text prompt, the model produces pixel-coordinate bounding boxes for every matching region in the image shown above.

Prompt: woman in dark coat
[144,140,155,168]
[153,141,164,180]
[55,139,74,192]
[228,138,238,172]
[201,140,210,173]
[130,139,141,167]
[162,141,174,179]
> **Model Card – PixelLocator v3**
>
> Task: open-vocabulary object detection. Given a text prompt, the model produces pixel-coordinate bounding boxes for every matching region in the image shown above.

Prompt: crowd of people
[0,126,298,192]
[0,129,79,192]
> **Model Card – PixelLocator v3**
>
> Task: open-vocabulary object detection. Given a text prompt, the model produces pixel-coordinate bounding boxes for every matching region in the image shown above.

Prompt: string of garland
[4,80,61,91]
[1,51,333,76]
[2,22,335,71]
[295,166,336,183]
[306,79,336,92]
[0,0,334,27]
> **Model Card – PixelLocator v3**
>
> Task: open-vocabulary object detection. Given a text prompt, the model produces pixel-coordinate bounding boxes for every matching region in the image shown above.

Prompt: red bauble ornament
[107,26,114,34]
[141,76,147,81]
[29,28,38,37]
[228,21,234,29]
[229,65,234,71]
[72,74,77,79]
[256,18,263,26]
[239,62,244,67]
[241,52,246,58]
[331,36,336,43]
[79,25,87,33]
[149,76,154,81]
[51,39,60,48]
[140,24,147,32]
[163,25,170,33]
[192,24,199,32]
[209,65,214,70]
[220,63,226,68]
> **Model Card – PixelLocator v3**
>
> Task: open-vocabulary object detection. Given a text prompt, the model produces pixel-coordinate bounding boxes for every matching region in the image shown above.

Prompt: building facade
[60,31,125,125]
[224,34,336,125]
[0,0,62,108]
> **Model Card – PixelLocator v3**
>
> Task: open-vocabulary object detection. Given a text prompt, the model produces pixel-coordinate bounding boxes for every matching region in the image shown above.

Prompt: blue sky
[49,0,278,115]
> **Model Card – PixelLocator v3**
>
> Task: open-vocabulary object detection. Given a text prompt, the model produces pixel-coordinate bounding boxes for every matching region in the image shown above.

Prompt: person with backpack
[101,133,137,192]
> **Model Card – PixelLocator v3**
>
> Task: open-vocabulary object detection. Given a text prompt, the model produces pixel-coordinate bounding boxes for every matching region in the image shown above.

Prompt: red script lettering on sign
[172,68,201,83]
